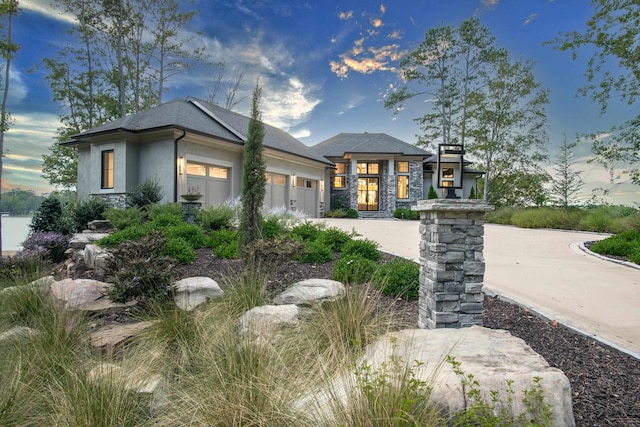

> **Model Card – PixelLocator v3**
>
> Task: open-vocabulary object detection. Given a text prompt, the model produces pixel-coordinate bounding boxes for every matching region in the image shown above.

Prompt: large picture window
[333,162,346,188]
[397,161,409,199]
[101,150,114,189]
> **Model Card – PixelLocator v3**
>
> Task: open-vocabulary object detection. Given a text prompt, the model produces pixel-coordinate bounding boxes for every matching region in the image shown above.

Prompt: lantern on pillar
[437,144,464,199]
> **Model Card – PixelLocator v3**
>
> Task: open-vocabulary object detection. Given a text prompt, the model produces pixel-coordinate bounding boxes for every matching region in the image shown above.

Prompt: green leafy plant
[393,207,419,220]
[73,196,108,231]
[317,226,355,252]
[296,240,333,264]
[103,207,146,230]
[374,258,420,299]
[290,221,323,242]
[163,237,197,264]
[590,230,640,258]
[96,223,153,248]
[330,194,349,211]
[105,231,175,304]
[125,178,165,208]
[164,223,207,249]
[197,204,236,231]
[250,236,304,274]
[207,229,240,259]
[333,255,377,284]
[427,185,438,199]
[342,238,381,261]
[261,215,286,239]
[345,208,359,218]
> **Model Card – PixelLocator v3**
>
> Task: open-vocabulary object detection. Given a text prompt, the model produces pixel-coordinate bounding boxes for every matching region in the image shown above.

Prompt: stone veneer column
[414,199,494,329]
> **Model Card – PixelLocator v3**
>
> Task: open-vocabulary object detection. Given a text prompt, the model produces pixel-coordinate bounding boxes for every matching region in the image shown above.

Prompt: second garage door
[296,177,317,217]
[186,162,230,207]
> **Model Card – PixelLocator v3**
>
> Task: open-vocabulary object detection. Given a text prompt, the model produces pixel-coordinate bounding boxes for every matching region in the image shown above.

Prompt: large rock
[273,278,345,306]
[90,321,159,353]
[238,304,300,341]
[83,244,112,277]
[0,275,55,297]
[49,278,109,308]
[301,327,574,427]
[172,276,224,310]
[68,233,109,250]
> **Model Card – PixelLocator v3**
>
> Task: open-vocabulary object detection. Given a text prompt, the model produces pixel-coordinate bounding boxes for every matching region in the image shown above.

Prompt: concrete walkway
[314,218,640,357]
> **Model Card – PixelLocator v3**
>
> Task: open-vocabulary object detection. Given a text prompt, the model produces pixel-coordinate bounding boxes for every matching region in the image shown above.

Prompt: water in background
[1,216,32,252]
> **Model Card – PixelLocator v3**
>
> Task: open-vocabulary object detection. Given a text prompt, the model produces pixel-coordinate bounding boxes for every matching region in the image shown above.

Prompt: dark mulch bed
[176,248,640,426]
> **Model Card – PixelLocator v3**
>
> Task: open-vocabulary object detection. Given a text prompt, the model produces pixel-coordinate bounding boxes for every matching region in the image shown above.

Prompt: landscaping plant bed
[171,248,640,427]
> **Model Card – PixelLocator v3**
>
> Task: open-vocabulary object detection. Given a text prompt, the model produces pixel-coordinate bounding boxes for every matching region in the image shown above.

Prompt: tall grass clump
[217,271,270,317]
[510,207,582,230]
[0,251,51,289]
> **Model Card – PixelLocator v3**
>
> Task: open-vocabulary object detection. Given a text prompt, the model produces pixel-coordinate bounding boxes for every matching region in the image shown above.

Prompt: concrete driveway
[314,218,640,357]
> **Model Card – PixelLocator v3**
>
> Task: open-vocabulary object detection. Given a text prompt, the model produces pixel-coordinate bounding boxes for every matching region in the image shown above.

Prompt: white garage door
[186,162,230,207]
[296,178,317,217]
[265,172,287,210]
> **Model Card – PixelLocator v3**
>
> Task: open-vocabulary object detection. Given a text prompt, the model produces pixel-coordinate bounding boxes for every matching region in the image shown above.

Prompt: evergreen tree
[469,186,476,199]
[238,82,266,259]
[550,132,584,209]
[427,185,438,199]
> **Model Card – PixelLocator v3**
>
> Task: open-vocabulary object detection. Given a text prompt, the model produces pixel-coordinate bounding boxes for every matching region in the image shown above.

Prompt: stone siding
[94,193,127,209]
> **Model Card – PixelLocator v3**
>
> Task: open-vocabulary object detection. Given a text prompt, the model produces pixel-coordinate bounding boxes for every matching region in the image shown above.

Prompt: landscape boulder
[238,304,301,341]
[68,232,109,250]
[83,244,112,278]
[172,276,224,310]
[273,278,345,306]
[300,326,574,427]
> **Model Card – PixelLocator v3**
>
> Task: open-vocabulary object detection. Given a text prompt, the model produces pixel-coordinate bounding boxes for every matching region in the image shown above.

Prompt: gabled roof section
[312,132,431,158]
[188,98,333,165]
[67,98,333,166]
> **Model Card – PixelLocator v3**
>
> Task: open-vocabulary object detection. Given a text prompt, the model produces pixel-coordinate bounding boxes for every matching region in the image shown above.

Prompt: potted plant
[181,186,203,201]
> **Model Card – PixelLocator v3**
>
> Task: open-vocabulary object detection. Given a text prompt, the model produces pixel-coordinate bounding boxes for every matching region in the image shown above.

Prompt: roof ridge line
[189,99,246,141]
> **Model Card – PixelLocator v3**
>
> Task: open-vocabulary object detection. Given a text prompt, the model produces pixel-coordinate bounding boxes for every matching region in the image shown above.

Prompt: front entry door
[358,177,379,211]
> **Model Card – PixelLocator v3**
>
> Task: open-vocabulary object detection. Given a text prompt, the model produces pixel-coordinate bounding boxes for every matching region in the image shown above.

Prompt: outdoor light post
[437,144,464,199]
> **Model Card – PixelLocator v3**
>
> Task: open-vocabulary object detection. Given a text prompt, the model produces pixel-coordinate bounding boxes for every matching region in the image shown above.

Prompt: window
[273,174,286,185]
[209,166,228,179]
[357,162,379,175]
[397,161,410,199]
[441,180,454,196]
[333,162,347,188]
[101,150,114,189]
[186,162,206,176]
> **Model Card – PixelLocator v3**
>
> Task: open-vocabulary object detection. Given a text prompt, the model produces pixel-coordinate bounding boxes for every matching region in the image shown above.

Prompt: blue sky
[4,0,639,205]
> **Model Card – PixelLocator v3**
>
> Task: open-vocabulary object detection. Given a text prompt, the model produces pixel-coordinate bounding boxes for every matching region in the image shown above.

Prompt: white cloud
[261,76,321,131]
[19,0,77,24]
[8,69,28,105]
[290,127,311,139]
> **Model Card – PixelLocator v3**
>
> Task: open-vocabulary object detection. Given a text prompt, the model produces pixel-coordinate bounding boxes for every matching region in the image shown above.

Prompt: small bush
[22,231,70,263]
[106,231,175,304]
[317,226,354,252]
[251,236,304,274]
[374,258,420,299]
[427,185,438,199]
[342,239,381,261]
[103,207,146,230]
[590,231,640,257]
[126,178,165,208]
[148,202,183,220]
[208,229,240,259]
[330,194,349,211]
[333,255,377,284]
[96,224,152,248]
[393,207,419,220]
[290,221,323,242]
[73,196,108,231]
[345,208,359,218]
[485,206,518,224]
[164,237,197,264]
[261,216,286,239]
[297,240,333,264]
[164,223,207,249]
[198,204,235,231]
[30,195,63,233]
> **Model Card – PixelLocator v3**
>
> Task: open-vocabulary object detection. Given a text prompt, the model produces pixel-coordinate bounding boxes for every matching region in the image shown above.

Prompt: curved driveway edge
[313,218,640,358]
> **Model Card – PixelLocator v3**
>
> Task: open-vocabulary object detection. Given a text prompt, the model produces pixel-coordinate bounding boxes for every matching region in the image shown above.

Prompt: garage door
[265,172,287,210]
[186,162,230,207]
[296,178,317,217]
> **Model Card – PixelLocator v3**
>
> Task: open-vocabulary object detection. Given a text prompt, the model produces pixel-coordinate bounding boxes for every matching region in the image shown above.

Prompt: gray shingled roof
[312,132,430,157]
[67,98,333,166]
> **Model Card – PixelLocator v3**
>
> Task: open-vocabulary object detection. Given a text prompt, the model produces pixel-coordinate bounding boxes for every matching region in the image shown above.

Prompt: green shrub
[165,223,207,249]
[330,194,349,211]
[30,195,63,234]
[590,231,640,257]
[485,206,518,224]
[103,207,146,230]
[345,208,359,218]
[261,216,286,239]
[333,255,377,284]
[96,224,152,248]
[197,204,235,231]
[106,231,175,304]
[297,240,333,264]
[149,212,184,229]
[290,221,323,242]
[22,232,70,263]
[148,202,183,220]
[393,207,419,220]
[427,185,438,199]
[163,237,197,264]
[374,258,420,299]
[317,226,354,252]
[324,209,346,218]
[251,236,305,274]
[126,178,165,208]
[510,207,583,230]
[73,196,108,231]
[342,239,381,261]
[208,229,240,259]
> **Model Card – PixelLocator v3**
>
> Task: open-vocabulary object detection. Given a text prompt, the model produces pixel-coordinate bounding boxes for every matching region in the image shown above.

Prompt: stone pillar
[181,201,202,224]
[414,199,494,329]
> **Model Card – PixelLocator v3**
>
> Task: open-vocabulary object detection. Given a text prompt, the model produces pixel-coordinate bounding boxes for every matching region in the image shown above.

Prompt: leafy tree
[467,55,550,202]
[238,82,266,259]
[42,142,78,190]
[550,133,584,209]
[0,0,18,254]
[550,0,640,186]
[0,189,44,214]
[488,171,549,208]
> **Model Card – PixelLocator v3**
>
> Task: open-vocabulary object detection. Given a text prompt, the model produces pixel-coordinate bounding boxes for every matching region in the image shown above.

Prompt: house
[65,97,334,217]
[313,132,483,218]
